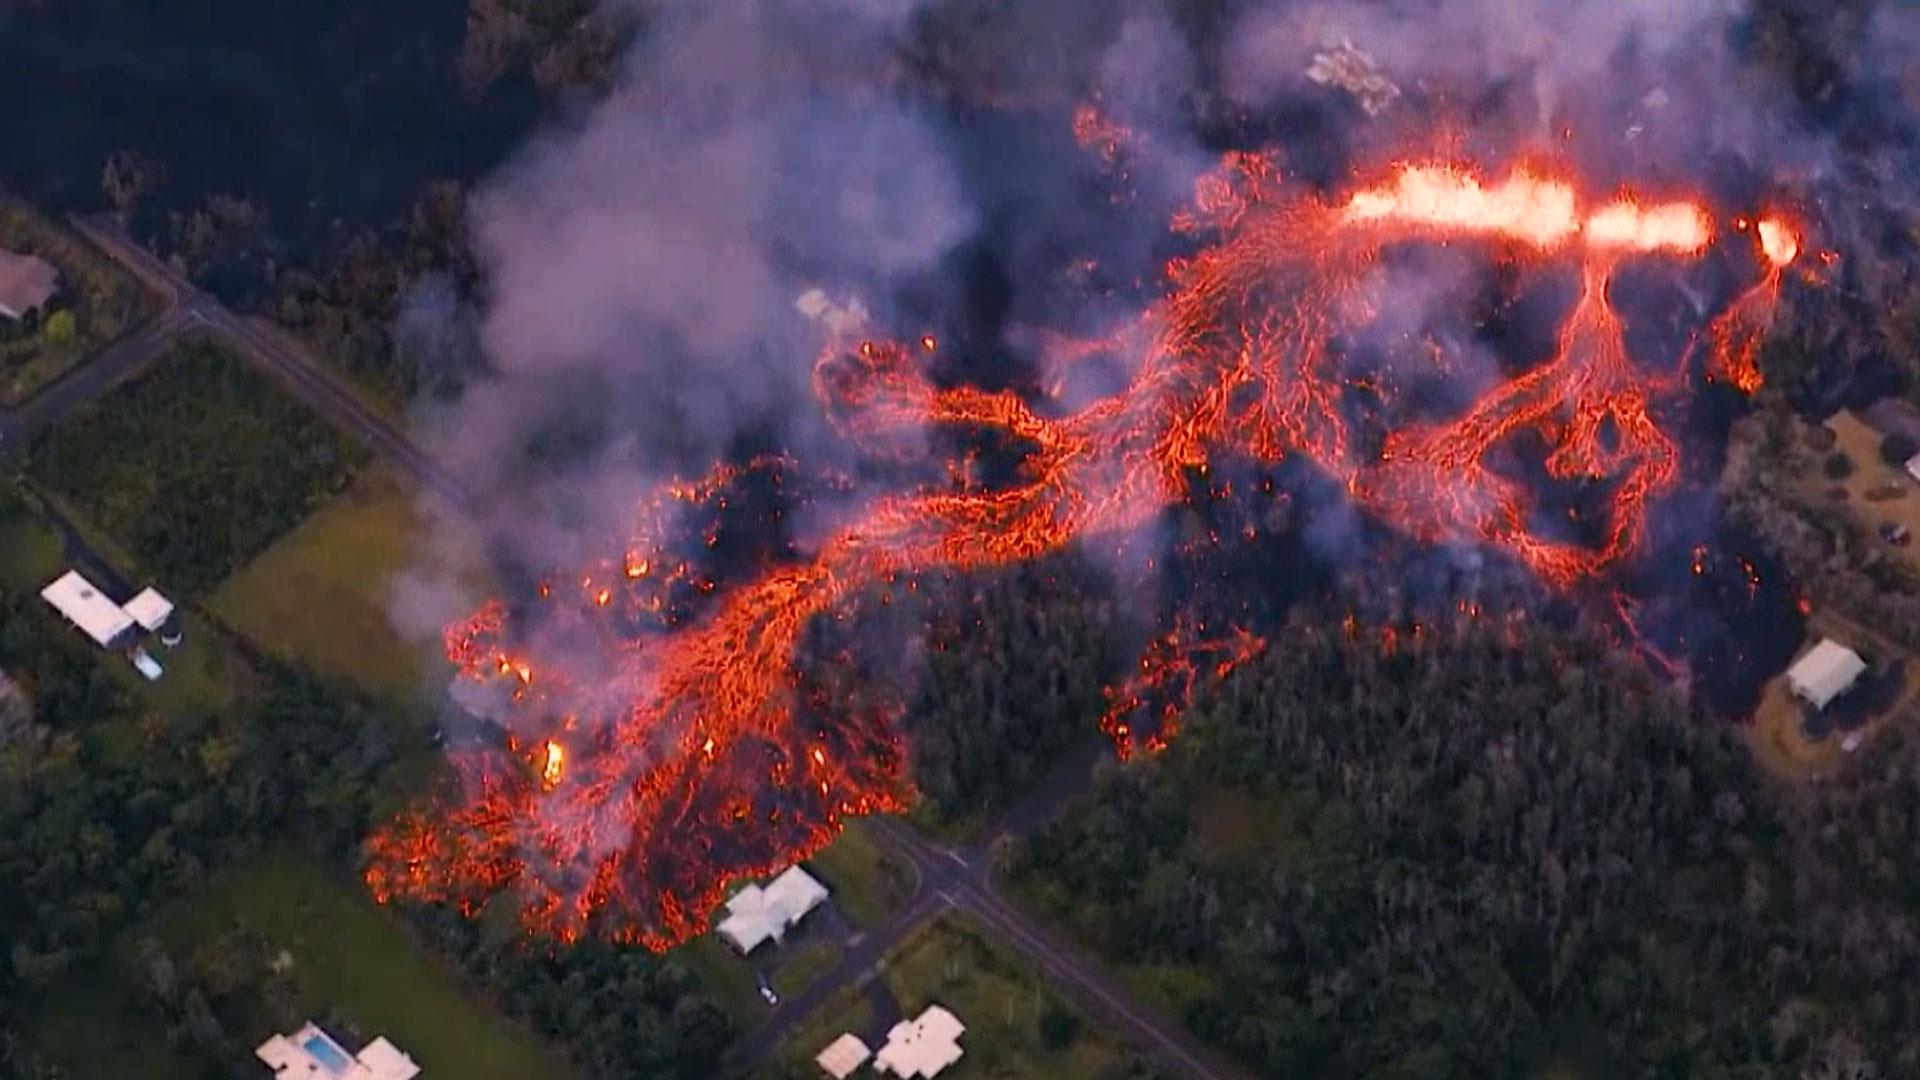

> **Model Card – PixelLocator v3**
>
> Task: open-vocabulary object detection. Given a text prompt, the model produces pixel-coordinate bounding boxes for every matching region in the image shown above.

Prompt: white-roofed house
[715,864,830,954]
[814,1033,872,1079]
[0,249,58,321]
[40,570,136,648]
[873,1004,966,1079]
[255,1021,420,1079]
[1787,639,1867,711]
[1906,452,1920,485]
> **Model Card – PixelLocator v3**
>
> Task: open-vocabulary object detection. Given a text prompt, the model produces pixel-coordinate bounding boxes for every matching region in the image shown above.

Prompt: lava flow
[367,148,1801,949]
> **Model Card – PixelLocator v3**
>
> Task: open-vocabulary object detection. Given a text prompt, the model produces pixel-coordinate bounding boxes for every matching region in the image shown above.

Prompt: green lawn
[147,849,573,1080]
[777,985,875,1074]
[771,938,843,999]
[32,966,200,1080]
[210,465,490,702]
[0,481,63,593]
[807,820,916,927]
[673,935,768,1027]
[878,914,1140,1079]
[30,339,366,594]
[0,200,158,405]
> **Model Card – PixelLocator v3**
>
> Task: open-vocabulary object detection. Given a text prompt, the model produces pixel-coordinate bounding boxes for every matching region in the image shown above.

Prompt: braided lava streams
[367,154,1800,948]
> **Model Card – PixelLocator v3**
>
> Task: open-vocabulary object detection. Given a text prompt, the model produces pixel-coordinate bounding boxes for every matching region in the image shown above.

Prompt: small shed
[1787,639,1867,711]
[0,249,58,321]
[815,1033,872,1080]
[123,588,176,632]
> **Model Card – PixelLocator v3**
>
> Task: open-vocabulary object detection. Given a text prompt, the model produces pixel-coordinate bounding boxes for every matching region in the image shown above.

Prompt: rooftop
[815,1032,872,1079]
[0,248,58,319]
[1786,638,1867,711]
[255,1022,420,1080]
[123,587,176,632]
[716,864,830,954]
[873,1004,966,1079]
[41,570,136,649]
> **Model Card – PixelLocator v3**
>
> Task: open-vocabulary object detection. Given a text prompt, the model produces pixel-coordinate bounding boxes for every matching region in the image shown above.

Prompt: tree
[1039,1005,1082,1050]
[1881,433,1917,467]
[1823,451,1855,480]
[40,310,75,347]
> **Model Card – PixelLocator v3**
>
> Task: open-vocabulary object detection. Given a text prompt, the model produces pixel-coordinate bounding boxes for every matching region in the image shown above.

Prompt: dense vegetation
[29,342,365,593]
[801,555,1125,826]
[1010,618,1919,1078]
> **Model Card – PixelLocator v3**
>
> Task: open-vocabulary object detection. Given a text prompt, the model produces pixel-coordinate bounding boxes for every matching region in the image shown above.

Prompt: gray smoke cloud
[395,0,1920,674]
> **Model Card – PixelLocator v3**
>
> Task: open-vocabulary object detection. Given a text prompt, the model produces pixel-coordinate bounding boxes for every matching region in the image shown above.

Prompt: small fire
[1757,216,1800,268]
[540,740,565,789]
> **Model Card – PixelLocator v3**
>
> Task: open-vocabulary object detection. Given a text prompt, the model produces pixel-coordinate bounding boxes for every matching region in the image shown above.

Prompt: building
[0,248,58,321]
[255,1022,419,1080]
[123,587,175,633]
[40,570,137,649]
[1787,639,1867,711]
[815,1033,872,1080]
[715,864,829,954]
[1907,452,1920,485]
[873,1004,966,1079]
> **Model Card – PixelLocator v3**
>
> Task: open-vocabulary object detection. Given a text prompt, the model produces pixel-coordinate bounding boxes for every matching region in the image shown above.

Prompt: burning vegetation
[367,133,1807,949]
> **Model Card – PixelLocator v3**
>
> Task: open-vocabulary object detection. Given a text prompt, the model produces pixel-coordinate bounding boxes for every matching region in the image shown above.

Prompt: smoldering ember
[6,3,1920,1080]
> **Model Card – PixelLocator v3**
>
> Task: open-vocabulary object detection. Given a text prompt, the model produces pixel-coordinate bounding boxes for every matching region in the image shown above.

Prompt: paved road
[65,216,467,505]
[741,794,1243,1080]
[0,305,191,452]
[24,212,1236,1080]
[865,817,1242,1080]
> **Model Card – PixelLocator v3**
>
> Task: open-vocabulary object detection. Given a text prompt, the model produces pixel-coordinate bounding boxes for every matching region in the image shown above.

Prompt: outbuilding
[815,1033,872,1080]
[1787,639,1867,711]
[0,249,58,321]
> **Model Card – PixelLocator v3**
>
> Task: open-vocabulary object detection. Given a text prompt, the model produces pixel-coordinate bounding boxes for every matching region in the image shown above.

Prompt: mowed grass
[211,465,491,702]
[0,483,63,593]
[807,820,916,927]
[880,914,1139,1079]
[31,967,200,1080]
[147,849,574,1080]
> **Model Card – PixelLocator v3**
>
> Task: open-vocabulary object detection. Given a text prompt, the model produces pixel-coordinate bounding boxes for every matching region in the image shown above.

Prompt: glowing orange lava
[368,153,1800,949]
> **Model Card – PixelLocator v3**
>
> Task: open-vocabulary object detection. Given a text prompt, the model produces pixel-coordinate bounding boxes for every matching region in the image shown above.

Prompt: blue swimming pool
[303,1032,354,1073]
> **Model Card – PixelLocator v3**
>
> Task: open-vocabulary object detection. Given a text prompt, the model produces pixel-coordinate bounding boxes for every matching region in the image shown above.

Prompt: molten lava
[368,152,1800,949]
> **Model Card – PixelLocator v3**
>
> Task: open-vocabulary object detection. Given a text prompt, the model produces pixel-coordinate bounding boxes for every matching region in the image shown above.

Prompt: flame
[369,151,1801,950]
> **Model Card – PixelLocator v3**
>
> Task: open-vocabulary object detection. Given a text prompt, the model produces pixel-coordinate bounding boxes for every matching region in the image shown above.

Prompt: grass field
[877,914,1140,1079]
[30,339,366,594]
[0,200,158,405]
[808,820,917,927]
[31,967,201,1080]
[0,482,63,593]
[674,934,769,1026]
[211,465,491,702]
[772,938,844,999]
[143,849,573,1080]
